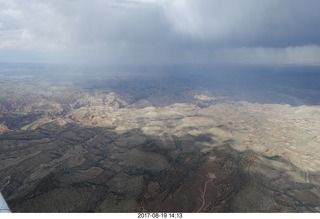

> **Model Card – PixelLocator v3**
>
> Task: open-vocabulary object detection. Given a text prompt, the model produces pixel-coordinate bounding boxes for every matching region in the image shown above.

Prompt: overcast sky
[1,0,320,65]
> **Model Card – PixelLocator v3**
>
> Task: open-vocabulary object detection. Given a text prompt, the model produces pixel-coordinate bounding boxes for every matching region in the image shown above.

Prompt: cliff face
[1,76,320,212]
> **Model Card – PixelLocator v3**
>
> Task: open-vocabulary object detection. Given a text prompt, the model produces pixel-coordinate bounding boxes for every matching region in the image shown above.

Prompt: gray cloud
[165,0,320,47]
[1,0,320,65]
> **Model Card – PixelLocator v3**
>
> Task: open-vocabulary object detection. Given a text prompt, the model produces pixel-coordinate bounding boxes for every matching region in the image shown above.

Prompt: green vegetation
[12,112,28,116]
[20,122,38,131]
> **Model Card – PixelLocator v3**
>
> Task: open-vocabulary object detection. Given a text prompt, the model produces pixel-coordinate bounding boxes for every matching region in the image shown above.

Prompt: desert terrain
[1,66,320,212]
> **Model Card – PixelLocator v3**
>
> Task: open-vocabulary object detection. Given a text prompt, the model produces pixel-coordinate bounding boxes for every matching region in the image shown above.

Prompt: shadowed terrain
[1,64,320,212]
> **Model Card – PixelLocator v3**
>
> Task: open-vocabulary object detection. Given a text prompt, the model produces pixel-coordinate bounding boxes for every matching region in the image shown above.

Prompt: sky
[1,0,320,65]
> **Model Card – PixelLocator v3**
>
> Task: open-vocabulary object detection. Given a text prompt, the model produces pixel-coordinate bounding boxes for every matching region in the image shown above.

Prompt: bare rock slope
[1,78,320,212]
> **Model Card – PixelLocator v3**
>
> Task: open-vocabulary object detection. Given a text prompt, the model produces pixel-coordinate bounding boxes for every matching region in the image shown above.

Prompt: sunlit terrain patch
[1,68,320,212]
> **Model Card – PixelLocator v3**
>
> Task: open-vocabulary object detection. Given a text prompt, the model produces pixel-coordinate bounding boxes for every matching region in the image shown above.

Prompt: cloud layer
[1,0,320,65]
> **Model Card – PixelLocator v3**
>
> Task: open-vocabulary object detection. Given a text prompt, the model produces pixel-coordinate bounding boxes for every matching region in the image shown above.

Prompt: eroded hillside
[1,75,320,212]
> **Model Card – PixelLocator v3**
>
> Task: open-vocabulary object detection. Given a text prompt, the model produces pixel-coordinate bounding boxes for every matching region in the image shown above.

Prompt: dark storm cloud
[1,0,320,64]
[164,0,320,48]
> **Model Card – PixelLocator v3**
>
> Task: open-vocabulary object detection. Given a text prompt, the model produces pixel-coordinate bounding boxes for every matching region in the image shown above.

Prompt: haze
[1,0,320,214]
[1,0,320,65]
